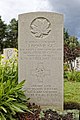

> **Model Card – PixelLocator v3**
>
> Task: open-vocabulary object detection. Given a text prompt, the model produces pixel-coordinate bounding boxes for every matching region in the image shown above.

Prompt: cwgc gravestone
[75,57,80,71]
[18,12,63,110]
[1,48,17,64]
[3,48,17,59]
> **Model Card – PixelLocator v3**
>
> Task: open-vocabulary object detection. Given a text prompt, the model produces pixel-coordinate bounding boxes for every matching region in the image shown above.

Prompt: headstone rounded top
[19,11,63,16]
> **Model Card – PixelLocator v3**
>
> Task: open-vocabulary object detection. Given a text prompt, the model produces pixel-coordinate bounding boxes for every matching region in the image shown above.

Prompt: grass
[64,81,80,104]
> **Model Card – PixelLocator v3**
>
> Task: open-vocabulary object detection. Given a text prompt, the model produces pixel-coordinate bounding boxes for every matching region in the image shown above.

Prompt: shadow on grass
[64,102,80,110]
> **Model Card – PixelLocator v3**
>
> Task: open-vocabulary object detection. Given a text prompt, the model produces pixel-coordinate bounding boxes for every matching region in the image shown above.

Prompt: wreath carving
[30,17,51,38]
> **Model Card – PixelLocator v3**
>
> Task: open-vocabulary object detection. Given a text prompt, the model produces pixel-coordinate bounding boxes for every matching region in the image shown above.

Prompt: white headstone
[3,48,17,59]
[1,48,18,64]
[18,12,64,110]
[75,57,80,71]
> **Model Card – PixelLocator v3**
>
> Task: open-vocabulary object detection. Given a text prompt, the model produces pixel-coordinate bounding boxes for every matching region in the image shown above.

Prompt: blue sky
[0,0,80,39]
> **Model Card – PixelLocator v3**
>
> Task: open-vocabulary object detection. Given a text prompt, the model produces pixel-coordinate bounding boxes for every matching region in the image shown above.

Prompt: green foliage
[0,52,18,82]
[0,56,30,120]
[65,71,80,82]
[0,17,18,53]
[64,63,69,71]
[39,111,45,119]
[64,29,80,64]
[39,109,79,120]
[0,16,7,53]
[64,71,69,80]
[64,28,69,42]
[4,19,18,49]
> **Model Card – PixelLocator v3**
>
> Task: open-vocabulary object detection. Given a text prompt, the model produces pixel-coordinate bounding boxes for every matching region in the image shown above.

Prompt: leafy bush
[75,71,80,82]
[64,63,70,79]
[67,71,76,81]
[64,71,69,79]
[65,71,80,82]
[64,63,69,71]
[0,55,30,120]
[0,51,18,82]
[68,71,80,82]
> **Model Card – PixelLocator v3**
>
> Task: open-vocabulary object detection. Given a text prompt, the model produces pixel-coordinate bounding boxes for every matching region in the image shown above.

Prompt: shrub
[64,71,69,79]
[66,71,80,82]
[64,63,69,71]
[74,71,80,82]
[0,55,30,120]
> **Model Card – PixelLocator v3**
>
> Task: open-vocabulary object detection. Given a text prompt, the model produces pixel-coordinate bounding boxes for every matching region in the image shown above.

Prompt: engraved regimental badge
[30,17,51,38]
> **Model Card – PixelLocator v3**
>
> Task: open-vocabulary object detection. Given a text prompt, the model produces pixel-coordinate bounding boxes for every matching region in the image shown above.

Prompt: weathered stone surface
[18,12,64,110]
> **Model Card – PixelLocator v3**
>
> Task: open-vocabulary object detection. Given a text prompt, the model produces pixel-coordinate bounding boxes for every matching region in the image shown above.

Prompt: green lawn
[64,81,80,104]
